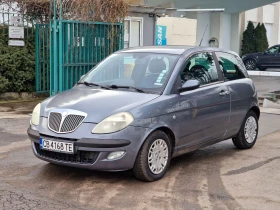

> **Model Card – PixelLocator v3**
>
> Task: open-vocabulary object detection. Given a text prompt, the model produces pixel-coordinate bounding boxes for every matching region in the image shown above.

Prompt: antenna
[199,25,208,46]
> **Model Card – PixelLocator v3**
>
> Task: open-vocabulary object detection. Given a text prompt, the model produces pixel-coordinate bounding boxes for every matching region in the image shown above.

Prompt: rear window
[215,52,248,81]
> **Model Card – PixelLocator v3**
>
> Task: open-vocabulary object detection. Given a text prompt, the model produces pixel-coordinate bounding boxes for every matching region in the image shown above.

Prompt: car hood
[41,87,160,123]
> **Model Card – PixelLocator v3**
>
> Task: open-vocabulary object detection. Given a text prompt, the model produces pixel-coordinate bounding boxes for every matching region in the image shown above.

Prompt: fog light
[107,151,125,160]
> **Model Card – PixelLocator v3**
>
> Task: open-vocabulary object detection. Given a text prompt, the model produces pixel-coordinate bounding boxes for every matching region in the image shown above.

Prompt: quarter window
[216,52,246,81]
[180,52,219,85]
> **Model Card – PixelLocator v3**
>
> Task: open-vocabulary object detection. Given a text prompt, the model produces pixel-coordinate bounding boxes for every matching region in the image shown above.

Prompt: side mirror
[178,80,200,93]
[80,74,85,81]
[264,51,268,54]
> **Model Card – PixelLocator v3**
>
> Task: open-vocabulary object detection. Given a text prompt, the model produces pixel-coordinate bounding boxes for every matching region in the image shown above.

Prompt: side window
[180,52,219,86]
[267,46,280,54]
[216,52,246,81]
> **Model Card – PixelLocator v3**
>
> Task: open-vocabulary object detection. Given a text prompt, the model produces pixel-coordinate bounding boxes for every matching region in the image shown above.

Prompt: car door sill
[172,138,224,158]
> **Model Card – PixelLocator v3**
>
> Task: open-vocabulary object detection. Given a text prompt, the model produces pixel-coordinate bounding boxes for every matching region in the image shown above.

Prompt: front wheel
[232,111,259,149]
[244,59,257,70]
[133,131,172,182]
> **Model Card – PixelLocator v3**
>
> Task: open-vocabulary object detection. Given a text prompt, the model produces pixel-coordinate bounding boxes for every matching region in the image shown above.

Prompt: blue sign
[156,25,167,46]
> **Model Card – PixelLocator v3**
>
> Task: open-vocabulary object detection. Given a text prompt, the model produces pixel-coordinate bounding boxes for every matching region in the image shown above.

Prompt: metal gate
[49,20,123,95]
[35,7,124,95]
[36,24,50,93]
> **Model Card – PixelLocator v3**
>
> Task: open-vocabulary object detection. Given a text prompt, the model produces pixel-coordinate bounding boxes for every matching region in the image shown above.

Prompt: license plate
[40,138,74,154]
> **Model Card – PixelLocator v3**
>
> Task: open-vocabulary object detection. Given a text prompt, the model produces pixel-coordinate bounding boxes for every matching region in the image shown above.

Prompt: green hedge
[241,21,269,56]
[0,26,35,93]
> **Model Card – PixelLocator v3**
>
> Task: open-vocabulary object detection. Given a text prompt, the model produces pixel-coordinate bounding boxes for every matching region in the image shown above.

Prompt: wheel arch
[156,127,176,155]
[249,106,260,119]
[142,126,176,156]
[244,57,258,64]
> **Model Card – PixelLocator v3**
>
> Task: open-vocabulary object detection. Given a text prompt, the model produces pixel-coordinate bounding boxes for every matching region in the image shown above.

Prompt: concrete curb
[248,71,280,77]
[260,107,280,115]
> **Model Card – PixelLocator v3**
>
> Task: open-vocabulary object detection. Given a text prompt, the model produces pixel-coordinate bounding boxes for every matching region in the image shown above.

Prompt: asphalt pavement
[0,111,280,210]
[0,75,280,210]
[250,75,280,97]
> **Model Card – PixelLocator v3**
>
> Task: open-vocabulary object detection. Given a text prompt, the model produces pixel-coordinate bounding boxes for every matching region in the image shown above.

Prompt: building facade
[241,2,280,47]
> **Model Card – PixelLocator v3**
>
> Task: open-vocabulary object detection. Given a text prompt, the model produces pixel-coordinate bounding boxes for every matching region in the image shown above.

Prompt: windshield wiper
[110,85,146,93]
[77,81,111,90]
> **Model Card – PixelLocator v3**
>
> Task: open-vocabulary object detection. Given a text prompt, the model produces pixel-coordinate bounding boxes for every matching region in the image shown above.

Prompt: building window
[124,17,143,48]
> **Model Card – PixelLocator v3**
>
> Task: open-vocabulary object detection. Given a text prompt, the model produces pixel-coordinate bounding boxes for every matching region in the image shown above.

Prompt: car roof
[270,45,280,48]
[117,46,239,56]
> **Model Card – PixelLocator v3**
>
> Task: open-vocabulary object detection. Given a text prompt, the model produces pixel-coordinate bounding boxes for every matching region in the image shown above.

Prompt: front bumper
[27,126,149,171]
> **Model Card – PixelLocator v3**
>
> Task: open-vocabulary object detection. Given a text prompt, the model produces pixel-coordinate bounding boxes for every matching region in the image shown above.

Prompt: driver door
[268,46,280,67]
[176,52,231,148]
[257,53,271,67]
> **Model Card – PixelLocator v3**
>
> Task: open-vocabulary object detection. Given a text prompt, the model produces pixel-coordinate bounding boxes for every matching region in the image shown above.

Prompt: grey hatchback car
[28,46,260,182]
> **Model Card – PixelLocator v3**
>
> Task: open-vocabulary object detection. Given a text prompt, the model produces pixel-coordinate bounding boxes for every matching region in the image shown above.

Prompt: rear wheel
[133,131,171,182]
[232,111,259,149]
[244,59,257,70]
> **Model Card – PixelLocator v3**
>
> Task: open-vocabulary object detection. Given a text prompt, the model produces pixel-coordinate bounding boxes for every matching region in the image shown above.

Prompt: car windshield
[80,52,179,94]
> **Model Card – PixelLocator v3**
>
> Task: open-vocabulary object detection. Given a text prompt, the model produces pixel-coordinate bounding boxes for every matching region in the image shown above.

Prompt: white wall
[157,17,197,45]
[246,8,258,22]
[196,13,210,46]
[210,13,221,44]
[263,4,275,23]
[265,23,273,46]
[243,3,280,47]
[221,13,232,50]
[231,13,242,53]
[191,12,242,53]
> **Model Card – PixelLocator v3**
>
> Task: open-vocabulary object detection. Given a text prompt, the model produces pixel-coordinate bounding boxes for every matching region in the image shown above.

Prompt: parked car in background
[242,45,280,70]
[28,46,260,182]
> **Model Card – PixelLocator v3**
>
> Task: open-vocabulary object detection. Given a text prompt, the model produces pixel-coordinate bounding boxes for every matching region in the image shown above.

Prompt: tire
[244,59,257,70]
[232,111,259,149]
[133,131,172,182]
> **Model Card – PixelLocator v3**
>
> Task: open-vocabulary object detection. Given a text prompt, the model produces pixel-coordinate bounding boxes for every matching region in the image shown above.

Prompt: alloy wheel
[148,139,169,175]
[245,60,256,70]
[244,116,257,143]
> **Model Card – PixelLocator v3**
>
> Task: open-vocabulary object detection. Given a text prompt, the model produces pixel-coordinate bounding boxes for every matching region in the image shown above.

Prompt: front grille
[48,112,85,133]
[49,112,62,132]
[34,143,99,164]
[60,115,85,133]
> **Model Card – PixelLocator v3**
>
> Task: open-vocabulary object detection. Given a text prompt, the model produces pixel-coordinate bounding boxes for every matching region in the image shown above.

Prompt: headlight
[92,112,134,134]
[31,103,41,126]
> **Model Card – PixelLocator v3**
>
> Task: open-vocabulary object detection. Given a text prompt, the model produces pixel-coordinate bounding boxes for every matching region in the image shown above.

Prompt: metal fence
[48,20,124,95]
[36,24,50,93]
[0,6,124,95]
[36,20,124,94]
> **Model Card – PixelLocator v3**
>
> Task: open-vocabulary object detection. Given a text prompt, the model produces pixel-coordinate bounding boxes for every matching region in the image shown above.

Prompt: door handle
[220,91,230,96]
